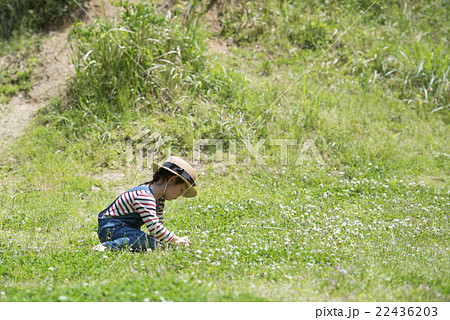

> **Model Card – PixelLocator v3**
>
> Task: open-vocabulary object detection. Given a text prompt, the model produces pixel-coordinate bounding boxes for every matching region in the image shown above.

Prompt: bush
[45,1,239,137]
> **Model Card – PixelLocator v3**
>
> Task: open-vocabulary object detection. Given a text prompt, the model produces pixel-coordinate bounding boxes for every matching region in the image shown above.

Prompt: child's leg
[99,226,159,251]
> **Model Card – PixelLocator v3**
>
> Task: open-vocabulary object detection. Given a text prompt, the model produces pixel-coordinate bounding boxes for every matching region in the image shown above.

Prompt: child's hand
[172,235,191,246]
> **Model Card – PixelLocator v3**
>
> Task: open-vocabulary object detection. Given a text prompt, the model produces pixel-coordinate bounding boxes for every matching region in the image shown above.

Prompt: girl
[92,156,197,252]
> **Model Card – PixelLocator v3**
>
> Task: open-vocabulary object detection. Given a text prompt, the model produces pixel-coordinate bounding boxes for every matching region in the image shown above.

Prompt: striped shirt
[103,185,174,243]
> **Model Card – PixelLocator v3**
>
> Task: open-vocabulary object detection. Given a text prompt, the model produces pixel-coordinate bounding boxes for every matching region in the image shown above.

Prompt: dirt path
[0,0,123,148]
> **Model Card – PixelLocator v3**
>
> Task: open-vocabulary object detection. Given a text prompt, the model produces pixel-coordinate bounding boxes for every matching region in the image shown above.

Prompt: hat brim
[153,162,197,198]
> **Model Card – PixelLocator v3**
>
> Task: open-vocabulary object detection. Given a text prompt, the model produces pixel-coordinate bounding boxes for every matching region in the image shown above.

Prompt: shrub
[45,1,239,137]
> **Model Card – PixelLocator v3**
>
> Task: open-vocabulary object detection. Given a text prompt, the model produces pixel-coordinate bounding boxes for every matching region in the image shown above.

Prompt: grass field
[0,0,448,301]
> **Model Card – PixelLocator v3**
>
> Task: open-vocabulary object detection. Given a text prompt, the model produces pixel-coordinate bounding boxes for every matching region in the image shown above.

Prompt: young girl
[92,156,197,252]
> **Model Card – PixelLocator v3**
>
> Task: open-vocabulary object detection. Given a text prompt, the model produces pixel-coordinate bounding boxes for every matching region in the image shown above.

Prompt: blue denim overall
[97,185,159,251]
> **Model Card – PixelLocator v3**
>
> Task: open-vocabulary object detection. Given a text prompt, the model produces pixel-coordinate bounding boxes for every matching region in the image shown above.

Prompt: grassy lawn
[0,0,448,301]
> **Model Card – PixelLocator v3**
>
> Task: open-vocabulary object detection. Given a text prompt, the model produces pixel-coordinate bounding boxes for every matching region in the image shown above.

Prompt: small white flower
[48,267,54,271]
[58,296,68,301]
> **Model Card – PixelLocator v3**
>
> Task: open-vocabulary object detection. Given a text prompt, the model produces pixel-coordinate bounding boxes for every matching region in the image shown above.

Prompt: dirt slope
[0,25,73,146]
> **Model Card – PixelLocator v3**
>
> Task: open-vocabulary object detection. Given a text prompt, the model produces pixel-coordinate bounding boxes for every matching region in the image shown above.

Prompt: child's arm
[133,191,174,243]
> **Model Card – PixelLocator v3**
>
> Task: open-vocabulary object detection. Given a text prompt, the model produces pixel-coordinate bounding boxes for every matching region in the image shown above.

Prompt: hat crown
[165,156,197,182]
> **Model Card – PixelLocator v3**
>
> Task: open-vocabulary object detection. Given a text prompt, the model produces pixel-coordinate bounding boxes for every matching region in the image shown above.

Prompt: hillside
[0,0,448,302]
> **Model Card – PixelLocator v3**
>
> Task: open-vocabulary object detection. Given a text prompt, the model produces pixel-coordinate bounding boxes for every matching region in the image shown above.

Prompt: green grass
[0,0,448,301]
[0,162,448,301]
[0,32,41,104]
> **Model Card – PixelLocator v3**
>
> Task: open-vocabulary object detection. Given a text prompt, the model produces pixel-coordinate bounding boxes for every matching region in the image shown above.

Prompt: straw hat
[152,156,197,198]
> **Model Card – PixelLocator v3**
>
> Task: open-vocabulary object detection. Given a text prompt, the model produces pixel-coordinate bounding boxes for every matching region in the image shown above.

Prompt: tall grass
[397,40,449,116]
[206,0,449,119]
[44,1,240,138]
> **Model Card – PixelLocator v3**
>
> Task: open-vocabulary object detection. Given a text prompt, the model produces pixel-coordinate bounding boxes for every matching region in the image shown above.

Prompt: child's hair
[141,168,184,185]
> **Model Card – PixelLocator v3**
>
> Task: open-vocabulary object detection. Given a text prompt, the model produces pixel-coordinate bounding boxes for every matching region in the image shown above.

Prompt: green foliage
[0,0,86,39]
